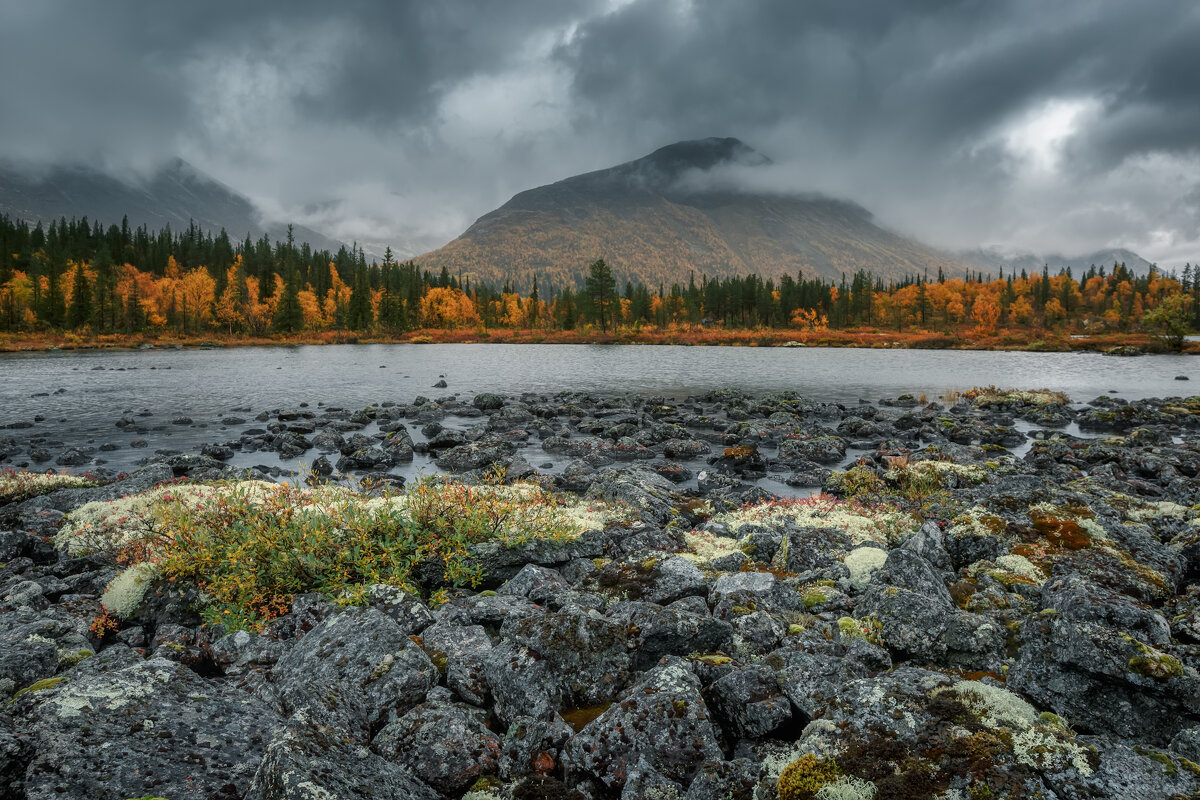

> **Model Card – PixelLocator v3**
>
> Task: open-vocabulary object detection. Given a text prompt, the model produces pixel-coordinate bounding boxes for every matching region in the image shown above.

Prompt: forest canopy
[1,215,1197,347]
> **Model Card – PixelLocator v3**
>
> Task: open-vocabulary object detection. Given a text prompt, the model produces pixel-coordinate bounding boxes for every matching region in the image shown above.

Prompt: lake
[0,343,1194,480]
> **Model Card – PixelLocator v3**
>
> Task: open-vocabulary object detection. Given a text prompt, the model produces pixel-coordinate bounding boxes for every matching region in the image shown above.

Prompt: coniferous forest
[1,214,1197,350]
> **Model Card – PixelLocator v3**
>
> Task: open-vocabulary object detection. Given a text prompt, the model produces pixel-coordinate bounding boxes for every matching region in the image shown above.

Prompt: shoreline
[2,328,1197,355]
[1,387,1198,797]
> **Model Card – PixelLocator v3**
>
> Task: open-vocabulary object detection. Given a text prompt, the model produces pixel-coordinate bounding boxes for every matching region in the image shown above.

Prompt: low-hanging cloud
[1,0,1198,263]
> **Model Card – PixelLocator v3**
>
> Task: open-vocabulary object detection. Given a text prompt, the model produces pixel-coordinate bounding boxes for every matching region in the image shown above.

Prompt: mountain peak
[419,137,966,291]
[548,137,771,198]
[635,137,771,178]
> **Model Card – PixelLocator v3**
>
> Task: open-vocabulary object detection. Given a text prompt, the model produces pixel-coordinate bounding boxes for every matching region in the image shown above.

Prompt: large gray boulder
[245,720,437,800]
[1009,611,1200,745]
[371,694,501,794]
[499,606,633,707]
[270,607,437,741]
[11,656,281,800]
[563,657,722,789]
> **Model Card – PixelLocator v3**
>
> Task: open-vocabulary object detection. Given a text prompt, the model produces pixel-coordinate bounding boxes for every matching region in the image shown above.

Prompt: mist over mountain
[416,137,972,292]
[0,159,342,253]
[959,246,1156,277]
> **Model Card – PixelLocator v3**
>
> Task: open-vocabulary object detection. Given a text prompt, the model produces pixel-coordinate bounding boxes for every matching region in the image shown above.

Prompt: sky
[2,0,1199,264]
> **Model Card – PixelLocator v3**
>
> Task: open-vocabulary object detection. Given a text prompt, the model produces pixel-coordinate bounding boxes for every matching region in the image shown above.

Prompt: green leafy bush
[119,478,587,630]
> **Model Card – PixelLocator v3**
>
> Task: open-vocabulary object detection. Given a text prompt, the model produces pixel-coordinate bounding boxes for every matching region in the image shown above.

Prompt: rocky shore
[2,387,1200,799]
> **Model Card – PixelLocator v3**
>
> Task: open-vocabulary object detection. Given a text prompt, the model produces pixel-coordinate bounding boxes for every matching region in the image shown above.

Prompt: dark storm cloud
[555,0,1200,261]
[1,0,1198,261]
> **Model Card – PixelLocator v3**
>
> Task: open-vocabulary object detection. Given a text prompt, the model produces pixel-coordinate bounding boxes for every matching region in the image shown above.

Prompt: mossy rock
[11,675,68,700]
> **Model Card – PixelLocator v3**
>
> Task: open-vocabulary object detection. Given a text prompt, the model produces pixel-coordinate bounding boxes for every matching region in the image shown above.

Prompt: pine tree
[347,267,372,330]
[66,262,92,328]
[586,258,616,332]
[273,269,304,333]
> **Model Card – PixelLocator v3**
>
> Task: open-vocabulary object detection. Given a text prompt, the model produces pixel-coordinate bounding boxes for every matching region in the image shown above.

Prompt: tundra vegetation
[0,384,1199,799]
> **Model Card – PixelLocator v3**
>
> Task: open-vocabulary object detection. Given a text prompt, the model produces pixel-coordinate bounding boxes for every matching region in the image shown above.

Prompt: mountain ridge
[416,137,971,291]
[959,246,1155,276]
[0,158,343,254]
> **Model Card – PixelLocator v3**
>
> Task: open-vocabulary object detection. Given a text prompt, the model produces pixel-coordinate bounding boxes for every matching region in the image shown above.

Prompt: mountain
[960,246,1155,277]
[0,158,343,253]
[416,137,968,291]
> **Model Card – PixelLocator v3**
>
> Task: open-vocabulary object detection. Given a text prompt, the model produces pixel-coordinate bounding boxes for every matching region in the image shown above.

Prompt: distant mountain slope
[416,137,967,291]
[960,246,1155,276]
[0,158,342,253]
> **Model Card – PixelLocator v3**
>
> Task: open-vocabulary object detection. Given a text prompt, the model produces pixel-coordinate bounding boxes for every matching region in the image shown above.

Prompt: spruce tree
[66,261,92,328]
[273,269,304,333]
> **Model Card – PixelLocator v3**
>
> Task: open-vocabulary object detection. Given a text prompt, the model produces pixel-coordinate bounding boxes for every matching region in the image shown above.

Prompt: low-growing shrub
[0,469,102,504]
[65,477,597,631]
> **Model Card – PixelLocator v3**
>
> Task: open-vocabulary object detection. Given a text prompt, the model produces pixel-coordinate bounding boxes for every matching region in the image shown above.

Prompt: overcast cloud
[1,0,1198,263]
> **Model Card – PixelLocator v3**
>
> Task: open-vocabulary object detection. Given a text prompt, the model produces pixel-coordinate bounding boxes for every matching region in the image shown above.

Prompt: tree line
[1,215,1198,342]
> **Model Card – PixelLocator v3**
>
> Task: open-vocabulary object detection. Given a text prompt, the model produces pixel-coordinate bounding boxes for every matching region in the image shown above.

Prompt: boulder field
[1,387,1199,799]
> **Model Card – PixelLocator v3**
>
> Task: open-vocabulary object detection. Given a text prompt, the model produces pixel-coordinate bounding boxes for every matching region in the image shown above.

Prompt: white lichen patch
[951,681,1039,730]
[711,495,912,545]
[968,388,1069,407]
[760,740,810,783]
[1124,500,1189,523]
[550,497,629,533]
[844,547,888,591]
[815,776,878,800]
[101,562,162,618]
[1011,726,1095,776]
[887,460,987,486]
[946,680,1094,776]
[55,483,225,556]
[683,530,745,565]
[947,506,1008,539]
[993,554,1047,583]
[49,658,178,719]
[0,470,99,503]
[461,791,507,800]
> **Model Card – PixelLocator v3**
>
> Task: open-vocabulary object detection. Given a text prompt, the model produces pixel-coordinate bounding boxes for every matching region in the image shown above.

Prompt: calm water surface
[0,343,1193,477]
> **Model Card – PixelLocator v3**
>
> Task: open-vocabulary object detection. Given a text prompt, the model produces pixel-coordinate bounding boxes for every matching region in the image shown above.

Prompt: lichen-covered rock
[709,571,800,620]
[245,719,438,800]
[868,548,953,605]
[435,437,516,472]
[270,606,437,740]
[1043,735,1200,799]
[777,435,846,466]
[0,714,30,798]
[1041,573,1172,647]
[499,563,572,603]
[767,630,888,720]
[1010,611,1200,744]
[12,656,281,800]
[585,466,678,523]
[499,606,632,707]
[707,664,792,738]
[500,714,575,780]
[363,583,434,634]
[641,556,709,606]
[418,622,493,705]
[211,628,287,674]
[683,758,759,800]
[608,601,733,671]
[371,695,502,794]
[563,657,722,789]
[0,613,60,695]
[482,641,559,725]
[857,583,1005,670]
